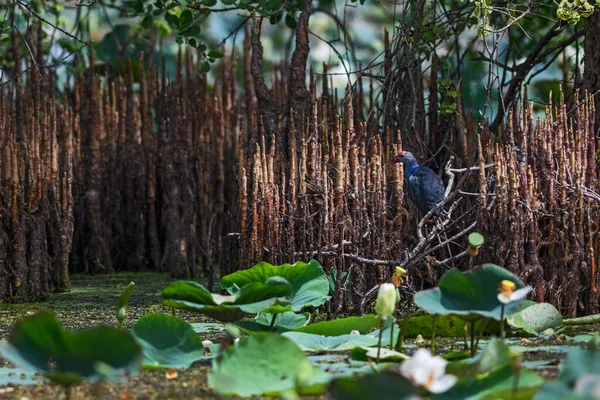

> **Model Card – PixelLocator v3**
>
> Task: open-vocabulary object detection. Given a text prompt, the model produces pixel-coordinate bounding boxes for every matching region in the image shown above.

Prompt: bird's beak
[392,153,402,163]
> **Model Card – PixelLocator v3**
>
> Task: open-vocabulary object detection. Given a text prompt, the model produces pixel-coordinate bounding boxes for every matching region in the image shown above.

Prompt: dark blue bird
[392,151,445,216]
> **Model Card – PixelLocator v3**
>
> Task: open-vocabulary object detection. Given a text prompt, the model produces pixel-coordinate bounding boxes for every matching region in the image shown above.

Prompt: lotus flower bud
[375,283,397,319]
[117,307,126,322]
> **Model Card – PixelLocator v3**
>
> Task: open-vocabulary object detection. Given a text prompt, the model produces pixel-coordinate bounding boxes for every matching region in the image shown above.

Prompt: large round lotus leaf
[162,277,293,322]
[0,312,141,385]
[433,364,544,400]
[282,332,379,351]
[507,302,563,335]
[208,332,328,397]
[220,259,330,311]
[414,264,526,321]
[329,372,417,400]
[258,311,310,329]
[293,315,380,336]
[559,336,600,385]
[130,313,206,369]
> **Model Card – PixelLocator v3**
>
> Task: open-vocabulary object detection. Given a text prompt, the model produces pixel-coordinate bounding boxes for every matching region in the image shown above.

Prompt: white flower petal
[574,374,600,398]
[509,286,532,301]
[427,374,457,393]
[497,293,511,304]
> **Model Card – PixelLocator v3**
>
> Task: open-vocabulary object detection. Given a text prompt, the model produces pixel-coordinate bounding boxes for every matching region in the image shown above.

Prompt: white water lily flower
[375,283,397,319]
[574,374,600,399]
[497,280,532,304]
[202,340,214,347]
[350,330,360,335]
[400,349,457,394]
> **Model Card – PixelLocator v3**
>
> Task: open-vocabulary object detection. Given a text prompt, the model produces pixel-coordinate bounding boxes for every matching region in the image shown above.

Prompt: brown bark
[584,10,600,135]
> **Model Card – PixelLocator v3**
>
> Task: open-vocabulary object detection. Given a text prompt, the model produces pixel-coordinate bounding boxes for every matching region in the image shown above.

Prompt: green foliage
[293,315,380,335]
[221,259,330,312]
[0,312,142,386]
[507,302,563,335]
[446,337,512,376]
[282,332,380,351]
[123,0,313,71]
[414,264,527,321]
[117,281,135,330]
[329,372,417,400]
[130,313,207,369]
[401,314,504,338]
[534,336,600,399]
[208,332,329,396]
[436,364,544,400]
[162,277,293,321]
[560,335,600,385]
[557,0,599,24]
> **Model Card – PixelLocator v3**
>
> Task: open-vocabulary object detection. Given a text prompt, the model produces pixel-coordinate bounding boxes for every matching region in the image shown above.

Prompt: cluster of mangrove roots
[0,20,598,316]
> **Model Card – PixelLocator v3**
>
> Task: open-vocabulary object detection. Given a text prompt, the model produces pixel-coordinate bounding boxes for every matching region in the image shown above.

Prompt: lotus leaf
[414,264,527,321]
[220,259,330,311]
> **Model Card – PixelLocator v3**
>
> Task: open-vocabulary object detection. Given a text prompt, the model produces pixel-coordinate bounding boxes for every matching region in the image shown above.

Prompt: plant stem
[475,318,490,351]
[470,320,476,357]
[119,320,124,330]
[512,358,521,399]
[171,307,176,316]
[269,313,277,331]
[389,317,395,349]
[65,385,72,400]
[500,304,506,339]
[463,322,469,351]
[396,310,412,352]
[431,315,437,355]
[377,318,384,363]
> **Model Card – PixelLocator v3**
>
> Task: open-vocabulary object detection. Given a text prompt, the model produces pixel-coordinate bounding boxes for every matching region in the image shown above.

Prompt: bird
[392,151,445,216]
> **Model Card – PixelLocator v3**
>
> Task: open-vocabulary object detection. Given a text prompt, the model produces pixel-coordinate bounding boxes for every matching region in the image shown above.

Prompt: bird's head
[392,151,416,164]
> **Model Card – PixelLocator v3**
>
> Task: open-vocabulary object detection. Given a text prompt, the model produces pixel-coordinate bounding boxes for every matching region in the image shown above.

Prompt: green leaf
[130,313,207,369]
[141,15,154,29]
[560,336,600,385]
[179,9,193,29]
[329,372,417,400]
[255,311,310,330]
[446,337,511,377]
[507,303,563,335]
[436,364,544,400]
[208,49,224,58]
[414,264,527,321]
[221,0,237,5]
[182,24,201,37]
[285,14,297,29]
[533,381,582,400]
[117,282,135,322]
[400,314,500,338]
[208,333,329,396]
[221,259,330,311]
[164,12,179,27]
[0,313,141,385]
[198,61,211,73]
[282,332,379,351]
[202,0,217,6]
[293,315,380,336]
[162,278,293,322]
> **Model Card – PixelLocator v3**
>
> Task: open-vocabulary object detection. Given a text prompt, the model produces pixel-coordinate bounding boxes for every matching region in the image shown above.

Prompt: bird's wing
[408,172,424,203]
[412,168,445,213]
